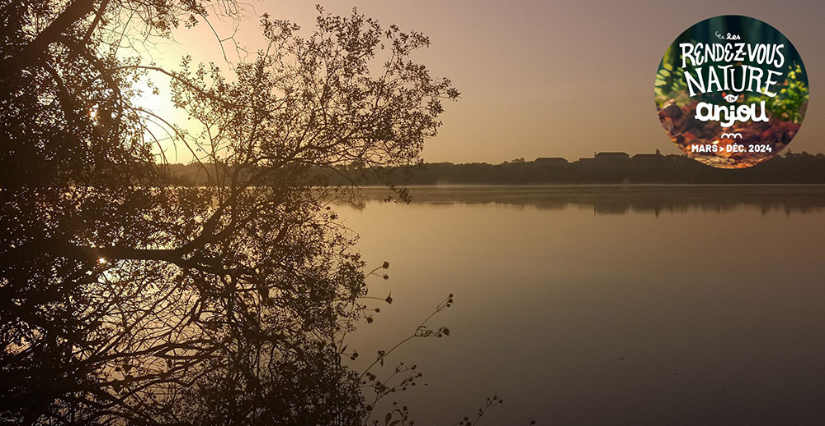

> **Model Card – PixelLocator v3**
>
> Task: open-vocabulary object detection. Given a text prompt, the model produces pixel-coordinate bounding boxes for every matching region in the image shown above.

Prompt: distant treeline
[164,151,825,186]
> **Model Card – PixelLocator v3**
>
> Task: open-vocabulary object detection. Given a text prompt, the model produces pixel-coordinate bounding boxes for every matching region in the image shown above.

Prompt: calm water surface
[339,185,825,426]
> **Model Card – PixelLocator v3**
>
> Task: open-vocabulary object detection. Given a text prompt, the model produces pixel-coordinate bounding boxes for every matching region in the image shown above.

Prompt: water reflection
[351,185,825,215]
[340,185,825,426]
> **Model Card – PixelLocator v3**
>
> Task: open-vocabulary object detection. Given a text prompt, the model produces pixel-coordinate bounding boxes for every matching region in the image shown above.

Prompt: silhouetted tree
[0,1,457,425]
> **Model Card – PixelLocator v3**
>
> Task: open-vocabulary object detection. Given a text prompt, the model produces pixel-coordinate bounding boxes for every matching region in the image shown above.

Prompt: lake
[338,185,825,426]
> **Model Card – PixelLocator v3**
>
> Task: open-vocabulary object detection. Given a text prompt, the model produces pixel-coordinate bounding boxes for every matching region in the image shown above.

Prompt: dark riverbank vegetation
[164,150,825,187]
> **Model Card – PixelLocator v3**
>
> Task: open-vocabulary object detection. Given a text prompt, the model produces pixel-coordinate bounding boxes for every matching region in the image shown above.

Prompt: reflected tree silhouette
[0,1,458,424]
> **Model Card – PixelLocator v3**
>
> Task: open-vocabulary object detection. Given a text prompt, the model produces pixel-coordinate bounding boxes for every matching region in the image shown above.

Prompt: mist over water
[340,185,825,425]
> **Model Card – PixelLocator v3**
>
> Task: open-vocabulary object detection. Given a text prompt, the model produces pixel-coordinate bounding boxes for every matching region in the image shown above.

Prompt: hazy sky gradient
[156,0,825,163]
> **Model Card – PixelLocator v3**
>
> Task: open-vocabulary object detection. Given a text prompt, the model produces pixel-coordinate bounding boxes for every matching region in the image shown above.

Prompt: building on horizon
[594,152,631,167]
[631,149,666,167]
[534,157,569,166]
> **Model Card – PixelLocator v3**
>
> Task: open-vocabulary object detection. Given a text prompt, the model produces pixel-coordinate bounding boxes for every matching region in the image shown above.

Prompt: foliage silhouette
[0,1,460,425]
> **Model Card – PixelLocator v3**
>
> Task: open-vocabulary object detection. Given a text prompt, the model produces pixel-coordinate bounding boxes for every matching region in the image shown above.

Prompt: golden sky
[145,0,825,164]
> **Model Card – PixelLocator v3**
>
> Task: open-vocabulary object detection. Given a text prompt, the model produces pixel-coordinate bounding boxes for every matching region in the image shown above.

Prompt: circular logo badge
[655,15,808,168]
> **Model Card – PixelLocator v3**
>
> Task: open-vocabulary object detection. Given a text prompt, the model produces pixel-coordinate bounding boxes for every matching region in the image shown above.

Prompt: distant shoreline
[165,153,825,186]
